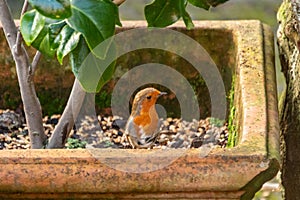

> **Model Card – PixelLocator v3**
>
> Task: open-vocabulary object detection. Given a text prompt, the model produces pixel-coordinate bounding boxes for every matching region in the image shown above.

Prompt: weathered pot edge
[239,23,280,199]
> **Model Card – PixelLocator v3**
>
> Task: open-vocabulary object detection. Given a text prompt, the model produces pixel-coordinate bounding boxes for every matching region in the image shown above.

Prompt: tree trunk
[0,0,47,148]
[277,0,300,198]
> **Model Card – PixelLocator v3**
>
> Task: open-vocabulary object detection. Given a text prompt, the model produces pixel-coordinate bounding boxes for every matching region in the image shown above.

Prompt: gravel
[0,109,229,150]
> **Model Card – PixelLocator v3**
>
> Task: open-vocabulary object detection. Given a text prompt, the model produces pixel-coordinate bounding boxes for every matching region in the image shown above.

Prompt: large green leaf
[31,25,56,57]
[96,45,117,92]
[145,0,181,28]
[70,36,116,92]
[20,10,45,46]
[21,10,58,57]
[28,0,71,19]
[67,0,120,58]
[57,25,81,64]
[70,35,90,76]
[145,0,194,29]
[187,0,229,10]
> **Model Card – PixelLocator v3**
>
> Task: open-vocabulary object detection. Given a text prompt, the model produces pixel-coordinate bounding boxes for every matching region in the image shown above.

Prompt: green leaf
[187,0,210,9]
[70,35,90,77]
[96,55,116,92]
[187,0,229,10]
[31,26,56,57]
[21,10,65,57]
[181,10,194,29]
[145,0,194,29]
[67,0,119,58]
[179,0,194,30]
[21,10,80,60]
[28,0,71,19]
[49,20,67,50]
[145,0,181,28]
[57,25,81,64]
[20,10,45,46]
[113,3,122,27]
[206,0,229,7]
[70,36,116,92]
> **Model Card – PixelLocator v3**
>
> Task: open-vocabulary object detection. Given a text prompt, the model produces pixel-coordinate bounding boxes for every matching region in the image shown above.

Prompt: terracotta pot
[0,21,279,199]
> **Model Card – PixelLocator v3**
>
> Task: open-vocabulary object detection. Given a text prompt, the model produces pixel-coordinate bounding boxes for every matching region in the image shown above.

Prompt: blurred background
[7,0,283,199]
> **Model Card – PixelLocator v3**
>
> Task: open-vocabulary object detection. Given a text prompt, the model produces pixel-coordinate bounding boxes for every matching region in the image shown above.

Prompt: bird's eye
[146,95,152,100]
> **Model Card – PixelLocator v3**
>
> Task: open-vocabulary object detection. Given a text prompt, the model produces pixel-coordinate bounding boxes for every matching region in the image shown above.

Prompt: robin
[124,87,167,149]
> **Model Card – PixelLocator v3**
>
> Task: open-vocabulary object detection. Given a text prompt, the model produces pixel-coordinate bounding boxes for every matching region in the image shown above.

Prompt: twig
[0,0,17,48]
[15,0,28,54]
[20,0,29,15]
[31,51,42,74]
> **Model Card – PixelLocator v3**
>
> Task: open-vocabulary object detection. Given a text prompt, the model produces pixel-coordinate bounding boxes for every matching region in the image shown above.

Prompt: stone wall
[0,23,235,118]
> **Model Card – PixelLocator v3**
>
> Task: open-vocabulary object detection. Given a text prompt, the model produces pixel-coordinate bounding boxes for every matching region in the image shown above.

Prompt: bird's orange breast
[133,114,151,127]
[133,99,157,127]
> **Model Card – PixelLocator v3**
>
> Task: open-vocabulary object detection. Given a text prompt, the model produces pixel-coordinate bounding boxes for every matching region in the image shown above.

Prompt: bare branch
[20,0,29,15]
[0,0,17,48]
[46,78,86,148]
[113,0,126,6]
[15,0,28,54]
[31,51,42,74]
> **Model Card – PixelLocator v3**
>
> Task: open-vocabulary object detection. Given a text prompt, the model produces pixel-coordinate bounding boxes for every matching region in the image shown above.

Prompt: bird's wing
[125,117,136,136]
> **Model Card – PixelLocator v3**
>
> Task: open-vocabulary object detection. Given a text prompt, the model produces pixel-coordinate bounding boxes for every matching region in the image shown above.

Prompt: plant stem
[0,0,47,148]
[31,51,41,74]
[15,0,28,54]
[46,78,86,148]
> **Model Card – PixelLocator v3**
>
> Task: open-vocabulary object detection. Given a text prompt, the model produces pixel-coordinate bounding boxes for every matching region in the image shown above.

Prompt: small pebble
[170,139,184,148]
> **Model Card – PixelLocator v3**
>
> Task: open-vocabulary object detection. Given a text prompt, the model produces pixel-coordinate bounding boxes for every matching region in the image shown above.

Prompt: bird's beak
[159,92,167,97]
